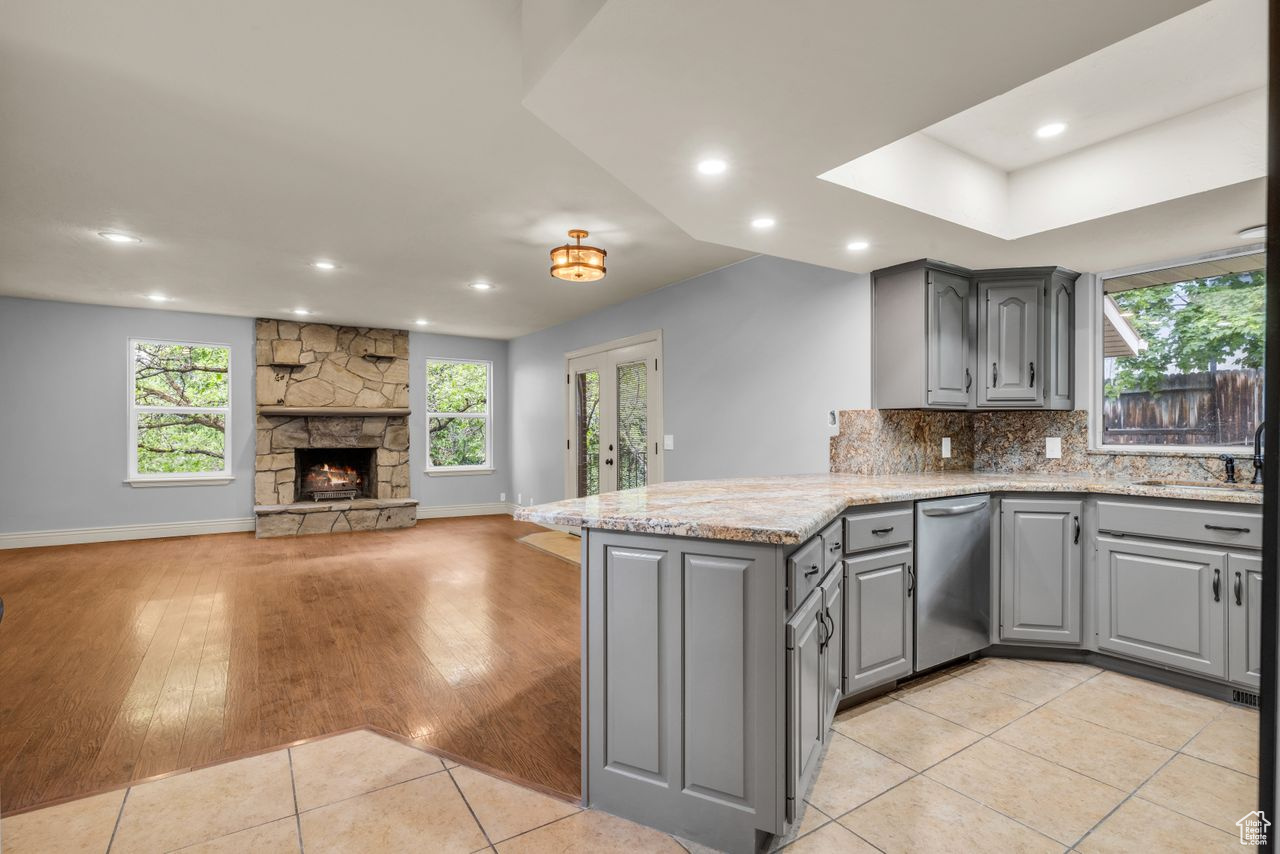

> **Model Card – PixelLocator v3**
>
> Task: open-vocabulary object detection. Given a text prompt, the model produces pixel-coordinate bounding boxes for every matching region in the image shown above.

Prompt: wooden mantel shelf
[257,406,411,416]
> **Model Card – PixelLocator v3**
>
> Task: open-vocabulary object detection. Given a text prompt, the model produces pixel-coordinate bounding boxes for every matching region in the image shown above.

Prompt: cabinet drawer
[787,537,825,612]
[1097,499,1261,551]
[843,508,913,554]
[820,519,845,571]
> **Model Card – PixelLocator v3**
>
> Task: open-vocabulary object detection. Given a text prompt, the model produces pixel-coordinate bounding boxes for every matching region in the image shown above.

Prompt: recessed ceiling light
[469,282,493,291]
[1035,122,1067,139]
[751,217,776,229]
[146,293,171,302]
[311,260,338,270]
[99,231,141,244]
[415,319,429,326]
[846,240,870,251]
[292,308,312,316]
[1238,224,1266,240]
[697,158,728,175]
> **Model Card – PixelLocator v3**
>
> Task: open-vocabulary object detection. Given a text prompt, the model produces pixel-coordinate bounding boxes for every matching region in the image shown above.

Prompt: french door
[566,336,662,497]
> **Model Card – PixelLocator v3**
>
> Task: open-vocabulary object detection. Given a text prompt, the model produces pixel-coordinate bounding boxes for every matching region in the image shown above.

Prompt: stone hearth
[253,319,417,537]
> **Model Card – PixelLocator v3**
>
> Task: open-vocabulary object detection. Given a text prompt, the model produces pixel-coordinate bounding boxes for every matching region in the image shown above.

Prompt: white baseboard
[416,502,516,519]
[0,517,256,550]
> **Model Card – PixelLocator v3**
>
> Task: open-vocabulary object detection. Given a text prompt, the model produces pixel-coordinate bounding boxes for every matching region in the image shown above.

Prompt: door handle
[824,608,835,646]
[1205,524,1251,534]
[816,610,827,652]
[828,541,842,553]
[1235,571,1243,606]
[1212,569,1221,603]
[1029,361,1035,388]
[964,368,972,392]
[921,500,989,516]
[1073,515,1080,545]
[605,458,614,466]
[992,361,997,386]
[906,564,915,597]
[804,563,820,578]
[870,526,894,535]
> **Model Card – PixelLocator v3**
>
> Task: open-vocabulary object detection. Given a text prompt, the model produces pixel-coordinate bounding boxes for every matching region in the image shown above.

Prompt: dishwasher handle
[920,500,989,517]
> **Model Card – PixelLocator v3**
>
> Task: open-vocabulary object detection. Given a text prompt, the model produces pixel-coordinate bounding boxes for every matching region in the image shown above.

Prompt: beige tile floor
[0,658,1260,853]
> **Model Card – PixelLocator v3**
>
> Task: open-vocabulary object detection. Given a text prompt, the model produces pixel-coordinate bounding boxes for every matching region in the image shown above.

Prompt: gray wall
[0,297,257,533]
[509,255,871,505]
[0,297,512,535]
[410,330,512,508]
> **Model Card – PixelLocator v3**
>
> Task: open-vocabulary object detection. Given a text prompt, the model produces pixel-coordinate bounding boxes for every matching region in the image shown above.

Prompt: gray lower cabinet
[821,570,845,721]
[786,588,825,823]
[999,498,1082,644]
[1096,535,1226,678]
[843,546,914,693]
[1228,552,1262,689]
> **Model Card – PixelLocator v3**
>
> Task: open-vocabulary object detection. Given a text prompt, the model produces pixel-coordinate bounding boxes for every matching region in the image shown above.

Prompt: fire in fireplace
[295,448,376,502]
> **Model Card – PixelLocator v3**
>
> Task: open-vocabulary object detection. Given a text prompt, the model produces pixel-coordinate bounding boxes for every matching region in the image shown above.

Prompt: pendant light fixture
[550,229,607,282]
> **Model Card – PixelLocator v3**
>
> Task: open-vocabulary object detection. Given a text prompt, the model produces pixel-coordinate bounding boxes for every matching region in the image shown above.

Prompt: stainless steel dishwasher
[914,494,992,671]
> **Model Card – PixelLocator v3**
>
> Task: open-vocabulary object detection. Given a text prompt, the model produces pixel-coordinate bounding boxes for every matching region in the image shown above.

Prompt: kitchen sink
[1132,478,1262,491]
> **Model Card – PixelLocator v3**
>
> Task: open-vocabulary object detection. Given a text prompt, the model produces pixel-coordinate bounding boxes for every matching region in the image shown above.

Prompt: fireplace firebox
[295,448,376,502]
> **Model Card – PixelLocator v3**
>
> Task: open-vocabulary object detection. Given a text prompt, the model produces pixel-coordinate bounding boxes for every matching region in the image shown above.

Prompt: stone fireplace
[253,319,417,537]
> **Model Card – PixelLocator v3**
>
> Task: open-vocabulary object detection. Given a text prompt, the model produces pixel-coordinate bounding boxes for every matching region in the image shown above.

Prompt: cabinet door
[1045,274,1074,409]
[1096,536,1226,678]
[926,270,974,407]
[822,568,845,723]
[844,546,914,694]
[1000,499,1082,644]
[978,279,1043,405]
[1228,552,1262,688]
[786,590,825,819]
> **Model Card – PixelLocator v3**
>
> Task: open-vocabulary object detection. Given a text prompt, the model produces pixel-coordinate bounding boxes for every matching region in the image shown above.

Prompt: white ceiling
[0,0,1266,338]
[524,0,1264,276]
[0,1,748,338]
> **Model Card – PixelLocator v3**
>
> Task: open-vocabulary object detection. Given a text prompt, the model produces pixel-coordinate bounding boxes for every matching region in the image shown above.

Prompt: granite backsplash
[831,409,1239,484]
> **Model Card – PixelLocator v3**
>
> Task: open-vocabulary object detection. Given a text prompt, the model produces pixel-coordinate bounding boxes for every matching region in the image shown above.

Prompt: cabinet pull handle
[992,361,997,386]
[816,610,827,652]
[1029,361,1035,388]
[829,541,842,553]
[1212,569,1221,603]
[1235,571,1243,606]
[1073,515,1080,545]
[964,368,972,392]
[1205,523,1251,534]
[804,563,820,578]
[907,564,915,597]
[825,608,836,645]
[871,526,894,535]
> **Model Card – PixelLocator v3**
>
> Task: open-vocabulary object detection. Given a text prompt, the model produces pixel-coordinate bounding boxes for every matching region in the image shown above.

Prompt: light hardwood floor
[0,515,581,815]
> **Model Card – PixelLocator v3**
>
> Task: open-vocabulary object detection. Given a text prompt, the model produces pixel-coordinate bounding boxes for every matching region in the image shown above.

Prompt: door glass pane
[575,370,600,496]
[616,360,648,490]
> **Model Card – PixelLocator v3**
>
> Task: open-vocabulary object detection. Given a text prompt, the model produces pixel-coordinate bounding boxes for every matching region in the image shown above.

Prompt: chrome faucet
[1253,422,1265,485]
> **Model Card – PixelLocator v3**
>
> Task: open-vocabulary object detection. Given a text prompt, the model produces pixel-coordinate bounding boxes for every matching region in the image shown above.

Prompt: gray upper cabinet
[1096,535,1227,678]
[999,498,1082,644]
[1228,551,1262,689]
[927,270,975,407]
[871,259,1076,410]
[978,278,1042,405]
[843,546,914,693]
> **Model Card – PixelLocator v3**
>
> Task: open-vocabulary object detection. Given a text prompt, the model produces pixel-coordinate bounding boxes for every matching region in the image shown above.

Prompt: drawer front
[844,508,913,554]
[1097,499,1261,551]
[820,519,845,571]
[787,537,825,612]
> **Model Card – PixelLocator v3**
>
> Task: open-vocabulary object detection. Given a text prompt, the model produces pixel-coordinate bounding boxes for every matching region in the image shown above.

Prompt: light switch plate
[1045,437,1062,459]
[663,434,675,451]
[941,437,952,458]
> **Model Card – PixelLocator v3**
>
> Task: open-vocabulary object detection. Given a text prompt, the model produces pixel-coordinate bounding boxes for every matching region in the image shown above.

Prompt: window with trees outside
[129,340,232,480]
[426,359,491,470]
[1100,250,1265,449]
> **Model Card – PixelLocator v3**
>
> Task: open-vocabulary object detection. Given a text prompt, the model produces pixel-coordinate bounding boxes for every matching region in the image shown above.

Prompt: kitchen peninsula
[517,472,1263,853]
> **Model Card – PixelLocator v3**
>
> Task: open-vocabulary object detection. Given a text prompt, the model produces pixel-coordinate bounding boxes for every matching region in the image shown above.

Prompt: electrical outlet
[663,435,675,451]
[828,410,838,427]
[1045,437,1062,459]
[500,492,506,502]
[941,437,952,458]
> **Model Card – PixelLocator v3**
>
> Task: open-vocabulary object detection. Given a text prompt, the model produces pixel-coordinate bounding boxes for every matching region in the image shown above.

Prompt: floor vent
[1232,689,1261,708]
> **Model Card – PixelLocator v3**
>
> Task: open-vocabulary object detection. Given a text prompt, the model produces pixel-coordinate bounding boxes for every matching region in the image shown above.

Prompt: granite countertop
[514,472,1262,545]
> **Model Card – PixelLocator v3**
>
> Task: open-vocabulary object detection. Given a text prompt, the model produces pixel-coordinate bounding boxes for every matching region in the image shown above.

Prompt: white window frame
[425,357,494,475]
[127,337,234,486]
[1091,244,1266,455]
